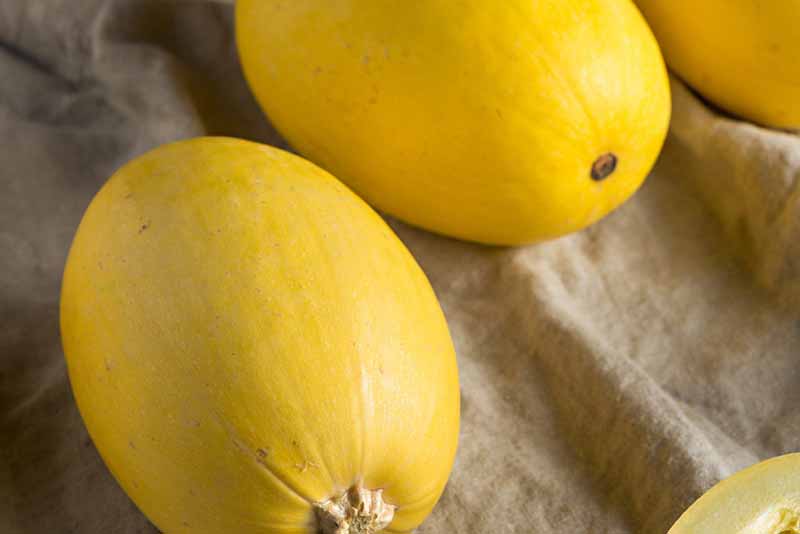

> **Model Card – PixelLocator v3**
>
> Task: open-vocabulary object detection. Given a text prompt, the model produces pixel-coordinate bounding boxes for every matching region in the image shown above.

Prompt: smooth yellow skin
[236,0,671,245]
[670,454,800,534]
[636,0,800,129]
[60,137,460,533]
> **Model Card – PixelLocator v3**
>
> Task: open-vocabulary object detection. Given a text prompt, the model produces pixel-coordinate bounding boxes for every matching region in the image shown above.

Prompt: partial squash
[670,454,800,534]
[635,0,800,129]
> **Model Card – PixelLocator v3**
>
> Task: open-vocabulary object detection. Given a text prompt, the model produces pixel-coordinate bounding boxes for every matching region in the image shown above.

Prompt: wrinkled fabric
[1,2,798,533]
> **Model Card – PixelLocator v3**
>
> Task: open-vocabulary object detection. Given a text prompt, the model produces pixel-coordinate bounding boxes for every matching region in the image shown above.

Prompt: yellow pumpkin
[236,0,671,245]
[60,137,460,534]
[635,0,800,129]
[669,454,800,533]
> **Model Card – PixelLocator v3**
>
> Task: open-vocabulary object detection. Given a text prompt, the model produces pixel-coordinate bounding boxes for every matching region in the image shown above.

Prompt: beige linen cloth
[1,2,799,533]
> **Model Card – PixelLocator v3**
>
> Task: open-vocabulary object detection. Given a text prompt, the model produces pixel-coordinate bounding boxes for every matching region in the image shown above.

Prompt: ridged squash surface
[237,0,671,244]
[60,137,460,534]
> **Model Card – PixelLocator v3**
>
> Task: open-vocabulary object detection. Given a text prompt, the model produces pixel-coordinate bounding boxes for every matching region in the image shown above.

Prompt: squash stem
[315,485,396,534]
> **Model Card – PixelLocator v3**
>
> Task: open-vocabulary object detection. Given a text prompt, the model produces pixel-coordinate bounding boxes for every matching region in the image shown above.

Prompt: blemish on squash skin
[231,438,276,471]
[255,448,270,467]
[138,221,150,234]
[295,460,319,473]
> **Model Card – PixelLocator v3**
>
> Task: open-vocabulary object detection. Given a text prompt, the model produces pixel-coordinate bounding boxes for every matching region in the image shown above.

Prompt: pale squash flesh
[670,454,800,534]
[236,0,671,245]
[60,137,460,533]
